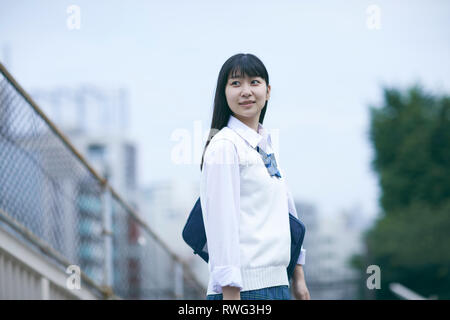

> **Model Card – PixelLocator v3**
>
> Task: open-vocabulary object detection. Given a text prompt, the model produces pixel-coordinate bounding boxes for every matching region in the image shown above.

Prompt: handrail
[389,283,428,300]
[0,207,114,299]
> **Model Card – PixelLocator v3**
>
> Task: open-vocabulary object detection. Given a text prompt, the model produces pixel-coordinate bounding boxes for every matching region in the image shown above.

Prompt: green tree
[353,84,450,299]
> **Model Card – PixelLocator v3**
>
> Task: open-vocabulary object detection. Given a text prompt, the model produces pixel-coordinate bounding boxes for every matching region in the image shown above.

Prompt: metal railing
[0,222,100,300]
[0,62,205,299]
[389,283,436,300]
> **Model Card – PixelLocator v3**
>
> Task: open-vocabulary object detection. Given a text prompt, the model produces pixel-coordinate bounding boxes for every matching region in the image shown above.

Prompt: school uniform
[200,115,306,300]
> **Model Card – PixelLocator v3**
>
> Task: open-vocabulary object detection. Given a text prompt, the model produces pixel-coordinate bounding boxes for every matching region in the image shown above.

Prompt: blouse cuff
[296,247,306,265]
[211,265,243,294]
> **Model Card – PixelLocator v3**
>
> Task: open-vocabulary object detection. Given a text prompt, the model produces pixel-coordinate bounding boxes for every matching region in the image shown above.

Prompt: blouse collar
[227,114,274,153]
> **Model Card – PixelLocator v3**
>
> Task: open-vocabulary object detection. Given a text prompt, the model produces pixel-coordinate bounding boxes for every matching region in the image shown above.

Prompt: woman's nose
[240,84,252,97]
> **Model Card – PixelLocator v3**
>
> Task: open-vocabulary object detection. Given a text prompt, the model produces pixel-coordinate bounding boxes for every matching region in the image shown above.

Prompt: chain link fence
[0,63,205,299]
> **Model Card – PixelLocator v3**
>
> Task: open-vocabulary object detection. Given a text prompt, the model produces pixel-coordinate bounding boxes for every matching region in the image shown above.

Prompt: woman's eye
[230,79,260,86]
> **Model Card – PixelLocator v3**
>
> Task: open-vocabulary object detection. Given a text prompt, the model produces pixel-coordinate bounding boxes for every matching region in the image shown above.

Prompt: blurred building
[137,179,210,290]
[68,131,141,297]
[30,86,129,136]
[297,201,365,299]
[29,87,146,298]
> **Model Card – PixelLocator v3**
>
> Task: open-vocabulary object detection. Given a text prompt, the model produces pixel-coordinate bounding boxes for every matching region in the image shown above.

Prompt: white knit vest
[204,126,291,295]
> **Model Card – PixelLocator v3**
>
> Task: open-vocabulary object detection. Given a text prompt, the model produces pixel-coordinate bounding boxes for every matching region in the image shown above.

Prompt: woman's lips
[239,102,255,107]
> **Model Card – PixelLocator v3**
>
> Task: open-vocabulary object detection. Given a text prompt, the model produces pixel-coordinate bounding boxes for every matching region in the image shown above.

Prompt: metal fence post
[41,277,50,300]
[101,179,113,298]
[174,260,184,299]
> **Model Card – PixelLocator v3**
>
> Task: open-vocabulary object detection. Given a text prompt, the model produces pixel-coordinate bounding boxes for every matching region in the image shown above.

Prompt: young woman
[200,53,310,300]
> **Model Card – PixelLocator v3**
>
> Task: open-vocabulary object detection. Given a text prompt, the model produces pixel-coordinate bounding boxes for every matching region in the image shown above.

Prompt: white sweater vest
[204,126,291,294]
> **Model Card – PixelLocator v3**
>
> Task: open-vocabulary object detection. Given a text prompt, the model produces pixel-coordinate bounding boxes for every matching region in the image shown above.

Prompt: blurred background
[0,0,449,300]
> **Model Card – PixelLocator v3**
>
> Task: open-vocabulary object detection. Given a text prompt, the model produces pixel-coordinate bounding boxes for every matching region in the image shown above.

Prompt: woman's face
[225,73,271,120]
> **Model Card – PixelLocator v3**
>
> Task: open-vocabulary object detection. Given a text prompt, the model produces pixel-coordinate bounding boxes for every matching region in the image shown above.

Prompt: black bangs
[226,54,269,84]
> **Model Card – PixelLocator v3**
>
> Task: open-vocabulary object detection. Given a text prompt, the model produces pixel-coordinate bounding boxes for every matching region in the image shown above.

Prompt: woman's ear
[266,84,271,100]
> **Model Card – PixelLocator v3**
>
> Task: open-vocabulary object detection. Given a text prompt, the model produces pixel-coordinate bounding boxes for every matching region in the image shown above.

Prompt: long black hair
[200,53,270,171]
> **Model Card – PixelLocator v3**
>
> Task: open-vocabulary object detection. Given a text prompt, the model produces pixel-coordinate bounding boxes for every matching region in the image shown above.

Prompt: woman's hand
[292,265,311,300]
[222,286,241,300]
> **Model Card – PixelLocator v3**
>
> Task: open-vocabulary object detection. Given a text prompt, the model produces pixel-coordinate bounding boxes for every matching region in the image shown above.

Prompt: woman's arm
[201,139,244,296]
[292,265,311,300]
[222,286,241,300]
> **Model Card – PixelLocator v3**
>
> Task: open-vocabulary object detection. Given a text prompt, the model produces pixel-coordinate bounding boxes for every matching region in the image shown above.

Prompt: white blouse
[200,115,306,293]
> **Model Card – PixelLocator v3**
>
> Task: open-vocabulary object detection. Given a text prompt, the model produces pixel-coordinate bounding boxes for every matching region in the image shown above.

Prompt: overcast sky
[1,0,449,223]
